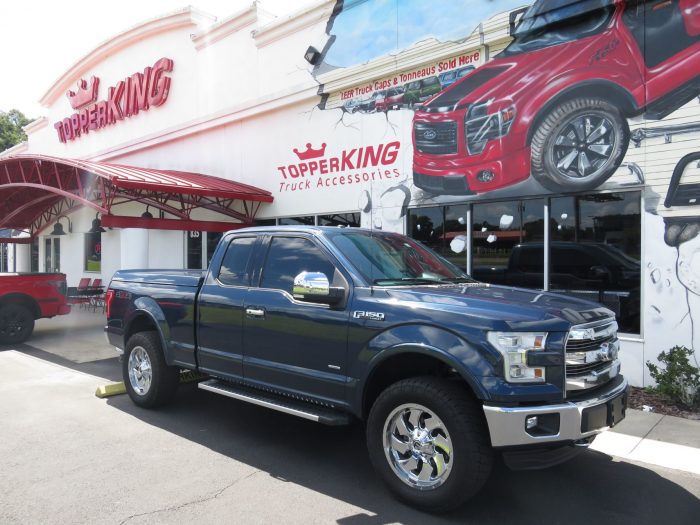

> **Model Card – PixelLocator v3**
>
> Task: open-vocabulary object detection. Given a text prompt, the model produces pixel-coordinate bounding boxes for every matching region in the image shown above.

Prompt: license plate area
[580,390,627,433]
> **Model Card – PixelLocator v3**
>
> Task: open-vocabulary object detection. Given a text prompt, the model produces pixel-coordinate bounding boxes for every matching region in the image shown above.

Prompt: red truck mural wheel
[530,97,630,192]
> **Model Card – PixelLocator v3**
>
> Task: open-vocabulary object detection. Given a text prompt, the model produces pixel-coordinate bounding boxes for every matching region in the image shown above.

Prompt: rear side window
[260,237,336,294]
[218,237,256,286]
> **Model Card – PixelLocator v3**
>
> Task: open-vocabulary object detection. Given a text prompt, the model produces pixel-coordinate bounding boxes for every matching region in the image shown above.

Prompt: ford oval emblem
[423,129,437,140]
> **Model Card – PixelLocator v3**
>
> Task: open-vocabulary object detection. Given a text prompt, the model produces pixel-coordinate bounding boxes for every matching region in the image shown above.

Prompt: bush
[647,346,700,408]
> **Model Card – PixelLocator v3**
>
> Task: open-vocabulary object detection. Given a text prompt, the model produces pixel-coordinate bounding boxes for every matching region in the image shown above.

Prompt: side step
[198,379,351,426]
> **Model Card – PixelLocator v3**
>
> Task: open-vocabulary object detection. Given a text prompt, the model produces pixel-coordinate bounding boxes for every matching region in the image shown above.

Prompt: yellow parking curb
[95,382,126,398]
[95,372,207,398]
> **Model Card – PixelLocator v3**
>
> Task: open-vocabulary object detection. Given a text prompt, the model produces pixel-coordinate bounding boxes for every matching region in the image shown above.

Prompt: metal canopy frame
[0,155,273,241]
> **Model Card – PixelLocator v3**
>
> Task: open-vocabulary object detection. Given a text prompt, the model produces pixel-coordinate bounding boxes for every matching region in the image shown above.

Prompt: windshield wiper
[439,277,477,283]
[373,277,442,285]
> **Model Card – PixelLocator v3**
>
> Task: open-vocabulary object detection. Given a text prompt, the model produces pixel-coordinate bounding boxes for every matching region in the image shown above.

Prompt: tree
[0,109,32,152]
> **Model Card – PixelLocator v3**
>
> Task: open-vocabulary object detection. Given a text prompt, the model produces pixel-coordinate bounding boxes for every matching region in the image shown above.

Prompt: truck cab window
[218,237,256,286]
[260,237,336,294]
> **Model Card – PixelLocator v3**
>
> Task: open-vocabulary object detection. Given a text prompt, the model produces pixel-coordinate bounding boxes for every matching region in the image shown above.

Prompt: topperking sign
[54,57,174,143]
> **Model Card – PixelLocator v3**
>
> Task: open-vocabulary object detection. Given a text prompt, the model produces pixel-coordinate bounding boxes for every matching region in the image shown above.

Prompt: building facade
[1,0,699,387]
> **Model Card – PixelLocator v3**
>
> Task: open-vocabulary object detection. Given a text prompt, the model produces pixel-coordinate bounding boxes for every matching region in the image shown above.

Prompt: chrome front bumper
[483,377,628,448]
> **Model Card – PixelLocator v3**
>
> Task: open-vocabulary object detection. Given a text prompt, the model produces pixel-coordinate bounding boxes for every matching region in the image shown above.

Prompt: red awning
[0,154,273,237]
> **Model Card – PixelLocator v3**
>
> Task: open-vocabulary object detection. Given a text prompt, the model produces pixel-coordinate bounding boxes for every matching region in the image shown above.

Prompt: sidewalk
[591,409,700,475]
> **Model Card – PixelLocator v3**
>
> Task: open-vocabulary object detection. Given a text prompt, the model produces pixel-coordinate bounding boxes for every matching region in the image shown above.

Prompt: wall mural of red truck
[412,0,700,195]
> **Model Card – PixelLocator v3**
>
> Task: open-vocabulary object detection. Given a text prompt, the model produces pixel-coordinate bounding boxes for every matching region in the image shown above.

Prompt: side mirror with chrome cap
[293,271,344,305]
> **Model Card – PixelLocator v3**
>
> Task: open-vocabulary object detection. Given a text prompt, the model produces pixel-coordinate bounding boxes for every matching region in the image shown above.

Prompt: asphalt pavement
[1,310,699,524]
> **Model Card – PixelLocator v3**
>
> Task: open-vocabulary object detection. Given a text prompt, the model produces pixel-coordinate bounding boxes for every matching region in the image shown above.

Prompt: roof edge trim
[39,7,217,108]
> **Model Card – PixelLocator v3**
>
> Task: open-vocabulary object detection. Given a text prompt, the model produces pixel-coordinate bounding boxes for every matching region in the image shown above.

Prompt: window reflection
[405,192,640,334]
[550,193,640,333]
[471,199,544,289]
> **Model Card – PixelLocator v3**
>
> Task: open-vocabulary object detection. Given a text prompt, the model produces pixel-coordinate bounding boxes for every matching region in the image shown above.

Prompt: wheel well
[362,352,470,418]
[125,314,158,343]
[0,294,41,319]
[526,82,637,144]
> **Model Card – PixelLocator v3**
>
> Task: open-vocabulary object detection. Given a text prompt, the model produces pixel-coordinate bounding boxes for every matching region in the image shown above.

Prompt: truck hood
[382,284,613,332]
[420,30,616,113]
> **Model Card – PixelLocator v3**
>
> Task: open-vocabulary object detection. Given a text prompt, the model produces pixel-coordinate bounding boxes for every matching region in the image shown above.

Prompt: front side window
[218,237,256,286]
[260,237,336,294]
[503,0,614,56]
[329,231,469,285]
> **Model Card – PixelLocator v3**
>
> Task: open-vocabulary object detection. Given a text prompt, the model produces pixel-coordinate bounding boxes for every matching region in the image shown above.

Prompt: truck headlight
[465,101,515,155]
[487,331,547,383]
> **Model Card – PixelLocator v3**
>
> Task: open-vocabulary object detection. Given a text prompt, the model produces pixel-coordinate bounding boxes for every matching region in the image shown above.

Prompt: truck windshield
[502,0,615,56]
[328,231,473,285]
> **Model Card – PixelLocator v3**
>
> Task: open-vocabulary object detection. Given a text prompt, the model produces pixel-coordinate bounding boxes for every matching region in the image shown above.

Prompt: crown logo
[66,76,100,110]
[293,143,327,161]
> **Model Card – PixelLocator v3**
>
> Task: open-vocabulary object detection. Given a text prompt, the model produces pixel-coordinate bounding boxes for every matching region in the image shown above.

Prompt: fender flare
[354,324,495,416]
[124,297,174,365]
[525,79,638,144]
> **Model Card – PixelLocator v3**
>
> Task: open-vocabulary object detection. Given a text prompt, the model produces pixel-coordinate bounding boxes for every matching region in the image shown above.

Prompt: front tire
[366,377,493,512]
[123,331,179,408]
[0,304,35,345]
[530,97,629,192]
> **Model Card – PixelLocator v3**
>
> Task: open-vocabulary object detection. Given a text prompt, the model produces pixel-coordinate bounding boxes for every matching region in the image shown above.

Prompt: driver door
[242,234,351,407]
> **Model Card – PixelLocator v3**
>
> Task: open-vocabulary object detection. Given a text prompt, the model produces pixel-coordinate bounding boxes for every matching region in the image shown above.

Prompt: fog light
[477,170,495,182]
[526,416,538,430]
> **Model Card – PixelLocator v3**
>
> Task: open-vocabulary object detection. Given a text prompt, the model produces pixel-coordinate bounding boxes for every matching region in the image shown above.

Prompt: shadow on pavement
[107,384,700,524]
[4,342,122,382]
[0,309,122,381]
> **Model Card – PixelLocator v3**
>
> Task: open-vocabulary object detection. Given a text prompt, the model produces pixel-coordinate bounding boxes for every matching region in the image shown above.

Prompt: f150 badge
[353,311,385,321]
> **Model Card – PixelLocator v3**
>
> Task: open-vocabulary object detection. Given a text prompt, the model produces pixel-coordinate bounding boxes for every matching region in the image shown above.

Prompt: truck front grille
[414,121,458,154]
[565,319,620,391]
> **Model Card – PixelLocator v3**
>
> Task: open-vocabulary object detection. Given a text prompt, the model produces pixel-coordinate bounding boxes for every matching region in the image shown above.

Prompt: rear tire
[123,331,179,408]
[366,377,493,512]
[0,304,35,345]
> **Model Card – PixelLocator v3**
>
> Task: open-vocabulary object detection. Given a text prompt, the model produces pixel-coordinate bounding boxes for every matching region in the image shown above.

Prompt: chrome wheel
[128,346,152,396]
[383,403,453,490]
[550,111,619,182]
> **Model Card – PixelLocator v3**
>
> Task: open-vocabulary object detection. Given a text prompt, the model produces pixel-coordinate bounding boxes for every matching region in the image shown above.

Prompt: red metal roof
[0,154,273,237]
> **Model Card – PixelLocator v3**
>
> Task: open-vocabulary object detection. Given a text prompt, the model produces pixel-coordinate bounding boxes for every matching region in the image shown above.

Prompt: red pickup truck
[413,0,700,195]
[0,273,71,344]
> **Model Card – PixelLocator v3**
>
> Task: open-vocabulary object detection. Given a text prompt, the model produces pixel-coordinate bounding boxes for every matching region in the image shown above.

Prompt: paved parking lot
[1,311,699,524]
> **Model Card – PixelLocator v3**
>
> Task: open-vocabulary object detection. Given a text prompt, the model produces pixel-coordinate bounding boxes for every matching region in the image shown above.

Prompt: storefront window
[318,213,361,227]
[442,205,468,270]
[187,231,203,269]
[45,237,60,272]
[471,199,545,288]
[278,216,315,225]
[31,238,39,272]
[84,232,102,272]
[206,232,223,266]
[406,192,640,333]
[550,192,641,333]
[187,231,225,269]
[407,206,444,254]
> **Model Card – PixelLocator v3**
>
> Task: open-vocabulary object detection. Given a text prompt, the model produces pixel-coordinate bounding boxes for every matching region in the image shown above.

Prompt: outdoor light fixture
[304,46,321,65]
[141,206,154,219]
[89,213,106,233]
[51,215,72,236]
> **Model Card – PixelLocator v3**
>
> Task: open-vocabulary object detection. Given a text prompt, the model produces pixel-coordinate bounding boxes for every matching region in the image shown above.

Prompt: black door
[243,235,350,406]
[197,235,258,381]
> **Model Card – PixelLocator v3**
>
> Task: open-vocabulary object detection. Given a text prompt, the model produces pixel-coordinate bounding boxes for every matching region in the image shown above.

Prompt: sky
[0,0,311,118]
[324,0,527,68]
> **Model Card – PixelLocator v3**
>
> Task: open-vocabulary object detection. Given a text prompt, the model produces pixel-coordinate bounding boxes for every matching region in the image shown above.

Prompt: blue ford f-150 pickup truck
[105,226,627,511]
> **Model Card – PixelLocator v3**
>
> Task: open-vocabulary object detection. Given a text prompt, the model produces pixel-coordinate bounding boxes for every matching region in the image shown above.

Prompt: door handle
[245,307,266,319]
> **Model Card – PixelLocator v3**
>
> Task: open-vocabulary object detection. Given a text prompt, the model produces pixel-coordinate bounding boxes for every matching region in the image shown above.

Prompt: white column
[15,243,31,272]
[120,229,149,270]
